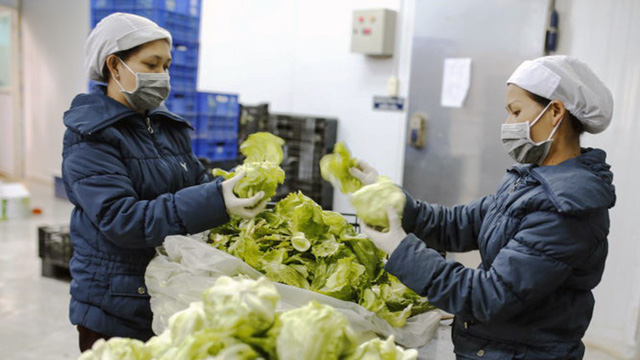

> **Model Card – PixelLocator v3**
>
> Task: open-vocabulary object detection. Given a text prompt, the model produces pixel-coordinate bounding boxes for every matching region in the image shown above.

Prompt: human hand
[349,160,379,186]
[359,207,407,255]
[221,171,267,218]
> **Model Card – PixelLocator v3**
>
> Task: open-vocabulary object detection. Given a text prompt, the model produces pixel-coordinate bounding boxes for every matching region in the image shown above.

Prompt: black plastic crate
[38,225,72,268]
[238,103,270,145]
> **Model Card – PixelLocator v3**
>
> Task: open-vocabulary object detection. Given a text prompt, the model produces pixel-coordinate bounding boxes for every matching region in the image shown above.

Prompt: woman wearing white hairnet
[353,56,615,359]
[61,13,265,351]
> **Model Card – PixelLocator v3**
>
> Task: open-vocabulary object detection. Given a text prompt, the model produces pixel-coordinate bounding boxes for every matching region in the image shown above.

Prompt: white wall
[555,1,640,359]
[199,0,414,213]
[21,0,89,182]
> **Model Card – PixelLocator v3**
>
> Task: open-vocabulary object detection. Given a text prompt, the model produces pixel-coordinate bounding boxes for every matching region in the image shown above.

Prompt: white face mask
[501,102,563,165]
[112,57,171,111]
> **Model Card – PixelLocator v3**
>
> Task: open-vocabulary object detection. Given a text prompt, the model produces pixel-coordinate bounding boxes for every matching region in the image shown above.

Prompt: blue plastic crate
[177,0,201,17]
[194,115,238,142]
[192,140,238,161]
[165,91,197,114]
[172,45,198,68]
[133,9,199,45]
[197,92,240,117]
[92,9,117,27]
[91,0,114,10]
[170,65,197,92]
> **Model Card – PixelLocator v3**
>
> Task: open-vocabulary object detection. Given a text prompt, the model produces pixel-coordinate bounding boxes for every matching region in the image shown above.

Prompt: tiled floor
[0,180,77,359]
[0,180,621,359]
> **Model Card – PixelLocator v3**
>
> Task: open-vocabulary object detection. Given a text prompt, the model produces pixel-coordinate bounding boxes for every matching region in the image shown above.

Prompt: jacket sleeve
[63,139,229,249]
[196,157,213,184]
[386,210,593,323]
[401,190,495,252]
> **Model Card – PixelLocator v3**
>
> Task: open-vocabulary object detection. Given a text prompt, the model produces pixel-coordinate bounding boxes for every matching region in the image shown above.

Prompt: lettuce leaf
[320,142,363,194]
[240,132,285,164]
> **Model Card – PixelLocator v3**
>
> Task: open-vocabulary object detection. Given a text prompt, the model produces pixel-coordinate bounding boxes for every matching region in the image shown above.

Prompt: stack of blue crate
[90,0,240,161]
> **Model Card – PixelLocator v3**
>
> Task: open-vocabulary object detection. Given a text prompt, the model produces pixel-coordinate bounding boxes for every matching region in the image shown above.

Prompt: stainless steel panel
[404,0,549,206]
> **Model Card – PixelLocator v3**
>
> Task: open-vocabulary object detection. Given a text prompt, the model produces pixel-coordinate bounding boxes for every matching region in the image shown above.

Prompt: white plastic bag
[145,235,441,348]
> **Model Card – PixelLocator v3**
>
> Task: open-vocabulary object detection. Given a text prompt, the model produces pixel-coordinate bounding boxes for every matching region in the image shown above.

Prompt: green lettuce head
[79,338,150,360]
[213,132,286,202]
[201,276,280,338]
[275,301,356,360]
[240,132,285,164]
[345,336,418,360]
[320,142,363,194]
[351,177,406,229]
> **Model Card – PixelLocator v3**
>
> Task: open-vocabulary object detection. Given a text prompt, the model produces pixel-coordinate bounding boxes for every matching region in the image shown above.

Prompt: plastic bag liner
[145,235,442,348]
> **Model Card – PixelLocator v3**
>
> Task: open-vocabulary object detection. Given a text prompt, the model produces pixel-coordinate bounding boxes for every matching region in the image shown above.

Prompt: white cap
[85,12,172,82]
[507,55,613,134]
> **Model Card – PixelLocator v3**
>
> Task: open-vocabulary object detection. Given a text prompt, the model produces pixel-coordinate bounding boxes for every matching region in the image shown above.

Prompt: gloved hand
[360,207,407,255]
[349,160,379,186]
[221,171,266,218]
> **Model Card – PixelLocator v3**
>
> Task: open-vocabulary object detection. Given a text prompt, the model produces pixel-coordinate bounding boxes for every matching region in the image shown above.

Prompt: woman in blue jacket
[62,13,265,351]
[354,56,616,359]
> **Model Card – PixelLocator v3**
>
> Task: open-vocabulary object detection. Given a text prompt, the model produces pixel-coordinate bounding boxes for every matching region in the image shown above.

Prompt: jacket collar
[522,148,616,213]
[63,85,192,135]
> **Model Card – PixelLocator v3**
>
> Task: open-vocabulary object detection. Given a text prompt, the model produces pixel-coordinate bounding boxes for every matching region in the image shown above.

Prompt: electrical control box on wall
[350,9,397,57]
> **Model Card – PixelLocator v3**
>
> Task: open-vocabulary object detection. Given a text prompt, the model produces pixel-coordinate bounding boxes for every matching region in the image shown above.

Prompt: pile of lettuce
[208,192,433,328]
[79,276,418,360]
[213,132,286,201]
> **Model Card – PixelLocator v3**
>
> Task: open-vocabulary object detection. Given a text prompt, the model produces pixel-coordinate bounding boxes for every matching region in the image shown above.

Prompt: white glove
[221,171,267,218]
[360,207,407,255]
[349,160,379,186]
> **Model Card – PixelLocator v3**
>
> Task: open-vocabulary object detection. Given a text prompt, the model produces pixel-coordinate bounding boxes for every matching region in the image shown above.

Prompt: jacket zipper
[509,176,523,194]
[146,117,154,134]
[495,174,524,228]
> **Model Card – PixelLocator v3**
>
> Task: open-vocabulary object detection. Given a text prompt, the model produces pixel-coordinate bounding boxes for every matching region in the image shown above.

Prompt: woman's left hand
[221,171,267,218]
[360,207,407,255]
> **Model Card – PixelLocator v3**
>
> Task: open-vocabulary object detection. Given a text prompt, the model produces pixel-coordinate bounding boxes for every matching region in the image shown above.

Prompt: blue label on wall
[373,96,405,111]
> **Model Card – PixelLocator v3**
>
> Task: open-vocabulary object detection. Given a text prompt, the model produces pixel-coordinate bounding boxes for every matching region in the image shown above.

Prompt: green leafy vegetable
[201,276,280,338]
[213,132,286,202]
[79,338,150,360]
[80,276,418,360]
[351,177,406,229]
[209,191,434,328]
[275,301,356,360]
[320,142,364,194]
[345,336,418,360]
[240,132,285,164]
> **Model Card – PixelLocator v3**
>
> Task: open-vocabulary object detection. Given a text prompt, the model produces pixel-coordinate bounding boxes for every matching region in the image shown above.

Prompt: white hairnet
[507,55,613,134]
[85,12,172,82]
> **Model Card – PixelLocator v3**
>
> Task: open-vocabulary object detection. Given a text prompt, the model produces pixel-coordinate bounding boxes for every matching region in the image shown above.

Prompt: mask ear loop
[529,101,554,128]
[111,57,138,93]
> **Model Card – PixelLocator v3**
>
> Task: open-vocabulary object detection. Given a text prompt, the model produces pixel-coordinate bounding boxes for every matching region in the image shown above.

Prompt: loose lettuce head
[166,302,207,346]
[275,192,329,239]
[345,336,418,360]
[275,301,356,360]
[79,338,150,360]
[351,177,406,229]
[213,132,286,202]
[213,161,285,201]
[201,276,280,338]
[240,132,285,164]
[320,142,364,194]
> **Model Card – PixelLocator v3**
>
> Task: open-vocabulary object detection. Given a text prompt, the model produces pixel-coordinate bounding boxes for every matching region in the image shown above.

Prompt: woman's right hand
[349,160,380,186]
[221,171,266,218]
